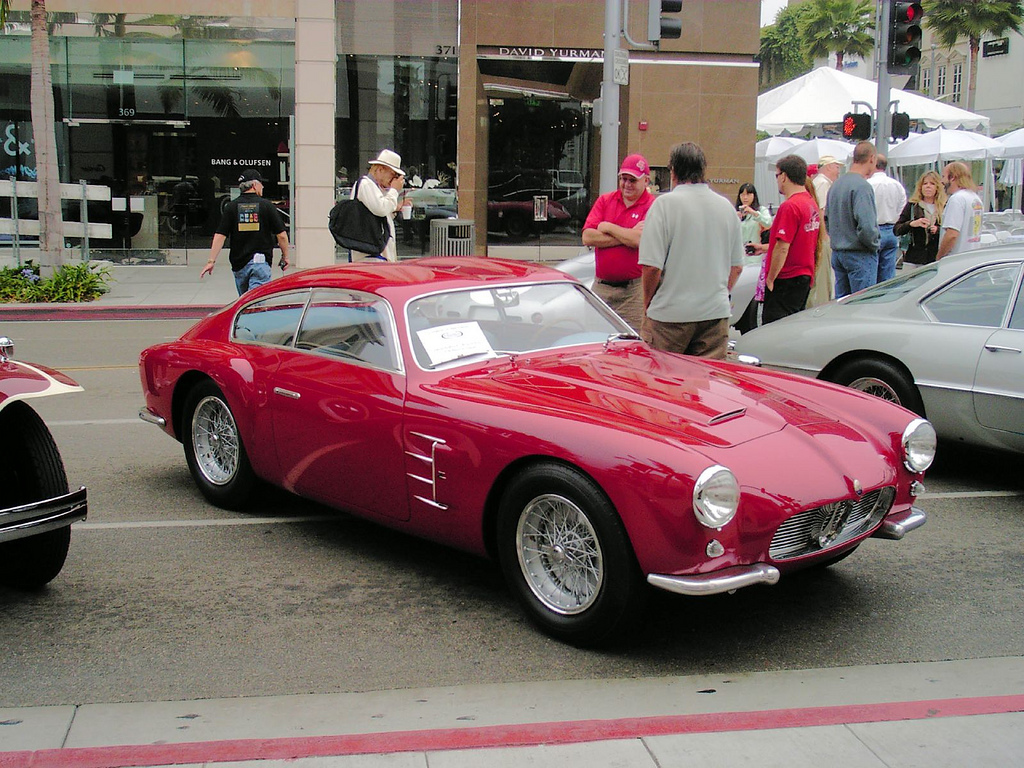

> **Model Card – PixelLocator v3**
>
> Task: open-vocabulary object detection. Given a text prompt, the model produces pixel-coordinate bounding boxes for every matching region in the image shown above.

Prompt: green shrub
[0,261,111,303]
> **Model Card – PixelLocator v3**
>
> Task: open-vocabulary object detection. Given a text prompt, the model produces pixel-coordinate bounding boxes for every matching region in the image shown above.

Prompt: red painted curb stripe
[2,694,1023,768]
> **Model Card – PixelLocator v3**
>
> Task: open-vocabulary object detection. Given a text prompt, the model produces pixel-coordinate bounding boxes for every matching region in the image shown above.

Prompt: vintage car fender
[0,337,88,557]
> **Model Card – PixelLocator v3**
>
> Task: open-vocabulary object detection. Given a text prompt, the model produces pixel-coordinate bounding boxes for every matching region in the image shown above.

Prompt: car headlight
[693,465,739,528]
[902,418,936,473]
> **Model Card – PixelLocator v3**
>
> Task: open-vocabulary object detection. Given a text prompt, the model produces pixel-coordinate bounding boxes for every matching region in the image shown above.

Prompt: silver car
[733,246,1024,454]
[556,249,760,327]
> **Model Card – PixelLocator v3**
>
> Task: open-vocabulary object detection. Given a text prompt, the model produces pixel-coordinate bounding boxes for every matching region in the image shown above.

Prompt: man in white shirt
[938,162,984,259]
[352,149,405,262]
[812,155,842,208]
[867,154,907,282]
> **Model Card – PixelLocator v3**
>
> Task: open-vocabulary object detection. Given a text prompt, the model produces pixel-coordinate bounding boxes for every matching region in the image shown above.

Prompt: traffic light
[888,2,923,75]
[843,112,871,141]
[891,112,911,140]
[648,0,682,43]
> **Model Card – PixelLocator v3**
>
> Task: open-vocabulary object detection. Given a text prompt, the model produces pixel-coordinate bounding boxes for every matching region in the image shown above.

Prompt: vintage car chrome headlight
[902,418,937,473]
[693,465,739,528]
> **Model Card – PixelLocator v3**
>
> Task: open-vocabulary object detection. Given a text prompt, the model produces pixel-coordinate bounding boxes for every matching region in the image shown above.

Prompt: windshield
[845,265,939,304]
[407,281,631,369]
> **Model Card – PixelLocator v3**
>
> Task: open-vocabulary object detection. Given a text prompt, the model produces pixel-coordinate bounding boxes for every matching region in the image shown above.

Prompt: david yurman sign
[478,46,603,62]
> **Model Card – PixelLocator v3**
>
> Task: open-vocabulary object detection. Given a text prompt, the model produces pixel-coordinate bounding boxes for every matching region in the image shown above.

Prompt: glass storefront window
[1,20,295,263]
[337,55,458,258]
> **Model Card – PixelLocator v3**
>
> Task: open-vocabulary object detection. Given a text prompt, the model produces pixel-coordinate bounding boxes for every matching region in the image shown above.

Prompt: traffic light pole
[876,0,893,153]
[600,0,621,195]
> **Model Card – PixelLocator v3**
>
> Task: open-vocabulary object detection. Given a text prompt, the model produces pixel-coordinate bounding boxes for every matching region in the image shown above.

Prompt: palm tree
[925,0,1024,111]
[1,0,65,269]
[799,0,875,71]
[758,4,813,90]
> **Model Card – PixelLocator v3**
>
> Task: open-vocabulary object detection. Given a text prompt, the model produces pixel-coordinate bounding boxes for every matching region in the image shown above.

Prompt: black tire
[504,212,530,238]
[182,380,256,510]
[0,402,72,589]
[496,463,647,646]
[830,358,924,415]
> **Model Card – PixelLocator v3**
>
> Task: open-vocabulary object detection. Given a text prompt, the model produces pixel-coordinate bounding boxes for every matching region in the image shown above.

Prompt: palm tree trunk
[835,52,844,70]
[30,0,65,269]
[967,37,980,113]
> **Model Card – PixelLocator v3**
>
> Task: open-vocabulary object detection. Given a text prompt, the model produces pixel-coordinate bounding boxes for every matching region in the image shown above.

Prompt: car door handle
[273,387,301,399]
[984,344,1021,353]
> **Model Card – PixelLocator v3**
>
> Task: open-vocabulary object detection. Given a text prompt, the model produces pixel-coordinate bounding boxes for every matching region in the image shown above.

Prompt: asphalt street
[2,318,1023,712]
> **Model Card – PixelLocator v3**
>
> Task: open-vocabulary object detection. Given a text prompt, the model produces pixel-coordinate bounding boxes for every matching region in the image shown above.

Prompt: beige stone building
[1,1,759,266]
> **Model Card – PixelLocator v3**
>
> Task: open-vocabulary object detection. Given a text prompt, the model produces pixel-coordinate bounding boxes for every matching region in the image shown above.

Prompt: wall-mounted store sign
[478,45,603,62]
[983,38,1009,57]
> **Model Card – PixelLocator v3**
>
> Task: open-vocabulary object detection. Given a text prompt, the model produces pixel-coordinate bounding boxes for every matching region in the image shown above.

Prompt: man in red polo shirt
[763,154,820,324]
[582,154,656,331]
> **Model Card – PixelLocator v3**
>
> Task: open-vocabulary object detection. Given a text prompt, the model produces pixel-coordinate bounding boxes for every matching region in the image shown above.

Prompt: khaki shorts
[641,316,729,360]
[593,278,645,332]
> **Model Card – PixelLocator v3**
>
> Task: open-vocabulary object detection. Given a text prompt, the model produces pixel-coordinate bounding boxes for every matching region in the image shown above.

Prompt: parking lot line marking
[4,694,1023,768]
[919,490,1023,498]
[50,419,141,426]
[78,515,337,530]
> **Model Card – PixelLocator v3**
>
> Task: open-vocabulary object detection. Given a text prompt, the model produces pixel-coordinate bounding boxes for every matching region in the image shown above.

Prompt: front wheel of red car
[0,402,72,589]
[497,463,647,646]
[183,381,256,510]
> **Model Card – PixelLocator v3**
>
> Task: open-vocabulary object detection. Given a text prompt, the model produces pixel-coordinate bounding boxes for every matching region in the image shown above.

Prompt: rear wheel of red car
[0,402,72,589]
[830,358,924,415]
[183,381,256,510]
[497,463,647,646]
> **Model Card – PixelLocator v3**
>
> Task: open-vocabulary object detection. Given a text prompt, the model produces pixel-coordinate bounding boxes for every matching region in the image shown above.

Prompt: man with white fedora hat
[350,149,405,262]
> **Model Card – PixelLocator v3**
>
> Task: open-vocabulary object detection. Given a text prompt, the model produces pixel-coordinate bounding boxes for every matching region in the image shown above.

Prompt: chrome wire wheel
[191,395,240,486]
[516,493,604,615]
[847,375,901,404]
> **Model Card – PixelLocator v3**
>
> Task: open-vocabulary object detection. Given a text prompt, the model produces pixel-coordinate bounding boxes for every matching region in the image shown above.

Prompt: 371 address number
[435,45,458,55]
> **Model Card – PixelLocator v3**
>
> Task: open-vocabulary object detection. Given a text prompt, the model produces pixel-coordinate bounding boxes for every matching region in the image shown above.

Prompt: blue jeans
[877,224,898,283]
[234,259,272,296]
[832,248,878,298]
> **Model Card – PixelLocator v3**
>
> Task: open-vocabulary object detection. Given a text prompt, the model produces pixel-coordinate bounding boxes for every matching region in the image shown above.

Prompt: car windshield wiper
[604,331,641,349]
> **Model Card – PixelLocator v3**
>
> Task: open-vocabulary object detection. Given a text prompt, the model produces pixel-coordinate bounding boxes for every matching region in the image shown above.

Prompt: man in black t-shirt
[201,169,290,295]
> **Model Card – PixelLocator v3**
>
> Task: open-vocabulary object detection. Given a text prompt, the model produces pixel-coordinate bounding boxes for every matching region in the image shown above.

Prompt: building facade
[1,0,759,266]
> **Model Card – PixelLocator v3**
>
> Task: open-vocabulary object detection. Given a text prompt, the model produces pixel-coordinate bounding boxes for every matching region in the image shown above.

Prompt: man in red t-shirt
[582,154,655,331]
[763,154,820,324]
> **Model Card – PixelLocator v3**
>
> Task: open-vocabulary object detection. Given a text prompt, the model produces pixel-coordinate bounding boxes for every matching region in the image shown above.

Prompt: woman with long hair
[735,183,772,255]
[893,171,946,265]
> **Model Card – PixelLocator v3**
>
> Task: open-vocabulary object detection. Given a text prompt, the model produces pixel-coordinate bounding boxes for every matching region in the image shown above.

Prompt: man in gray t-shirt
[638,142,743,360]
[825,141,880,298]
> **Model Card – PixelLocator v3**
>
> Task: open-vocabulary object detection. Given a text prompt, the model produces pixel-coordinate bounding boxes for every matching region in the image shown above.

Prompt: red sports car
[139,258,934,644]
[1,336,88,589]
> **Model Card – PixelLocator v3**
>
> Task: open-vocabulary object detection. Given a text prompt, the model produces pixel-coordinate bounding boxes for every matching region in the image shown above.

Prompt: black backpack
[328,178,390,255]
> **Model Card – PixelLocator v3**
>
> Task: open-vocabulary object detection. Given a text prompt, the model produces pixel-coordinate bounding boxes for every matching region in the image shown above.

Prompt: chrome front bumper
[647,506,926,597]
[872,506,927,540]
[0,487,88,544]
[647,563,781,597]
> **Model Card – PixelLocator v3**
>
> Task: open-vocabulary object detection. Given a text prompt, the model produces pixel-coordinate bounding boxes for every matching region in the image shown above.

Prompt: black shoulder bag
[328,178,390,255]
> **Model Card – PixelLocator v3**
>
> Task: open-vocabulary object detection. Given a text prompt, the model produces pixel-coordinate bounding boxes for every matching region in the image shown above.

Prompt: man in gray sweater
[825,141,880,297]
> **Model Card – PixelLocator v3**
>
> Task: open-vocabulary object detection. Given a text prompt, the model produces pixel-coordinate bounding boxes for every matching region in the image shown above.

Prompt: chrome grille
[769,487,896,560]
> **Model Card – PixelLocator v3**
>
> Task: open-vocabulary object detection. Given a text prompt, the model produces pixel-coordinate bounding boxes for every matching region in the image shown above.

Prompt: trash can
[430,218,475,256]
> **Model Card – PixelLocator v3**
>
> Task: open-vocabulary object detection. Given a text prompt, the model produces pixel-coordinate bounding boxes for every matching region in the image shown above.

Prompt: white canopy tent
[887,128,1005,165]
[757,67,990,136]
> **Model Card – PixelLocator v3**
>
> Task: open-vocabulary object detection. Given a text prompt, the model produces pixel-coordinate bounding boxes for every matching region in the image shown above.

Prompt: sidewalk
[2,658,1023,768]
[0,262,245,320]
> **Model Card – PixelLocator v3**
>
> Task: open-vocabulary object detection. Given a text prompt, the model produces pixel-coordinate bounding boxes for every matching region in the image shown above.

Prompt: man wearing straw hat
[351,149,406,262]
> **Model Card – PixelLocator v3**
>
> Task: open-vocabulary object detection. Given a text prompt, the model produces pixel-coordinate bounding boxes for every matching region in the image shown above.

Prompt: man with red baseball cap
[581,153,655,331]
